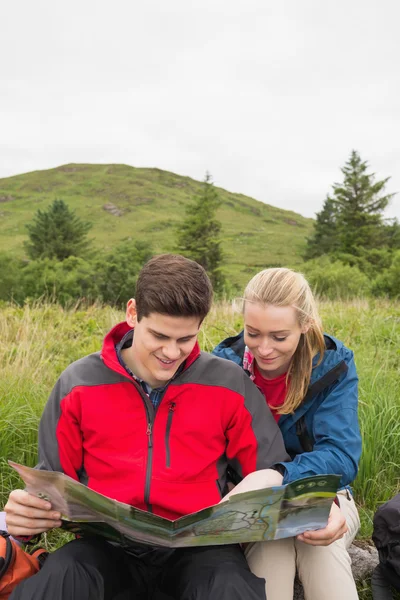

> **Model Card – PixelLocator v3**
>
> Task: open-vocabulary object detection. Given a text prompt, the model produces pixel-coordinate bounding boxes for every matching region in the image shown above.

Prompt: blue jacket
[212,332,361,489]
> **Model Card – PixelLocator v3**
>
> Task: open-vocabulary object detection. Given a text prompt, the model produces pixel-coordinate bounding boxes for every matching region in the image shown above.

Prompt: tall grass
[1,299,399,542]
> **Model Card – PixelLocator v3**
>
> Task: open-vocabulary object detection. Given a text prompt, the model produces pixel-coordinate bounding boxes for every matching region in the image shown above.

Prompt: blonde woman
[213,268,361,600]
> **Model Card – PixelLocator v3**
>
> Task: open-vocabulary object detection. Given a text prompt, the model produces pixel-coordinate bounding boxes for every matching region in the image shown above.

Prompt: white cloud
[0,0,399,219]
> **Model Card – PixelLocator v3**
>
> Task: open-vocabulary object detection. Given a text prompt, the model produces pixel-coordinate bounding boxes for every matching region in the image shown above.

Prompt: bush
[334,247,393,276]
[0,252,25,303]
[93,240,153,307]
[371,250,400,297]
[302,257,370,299]
[21,257,99,306]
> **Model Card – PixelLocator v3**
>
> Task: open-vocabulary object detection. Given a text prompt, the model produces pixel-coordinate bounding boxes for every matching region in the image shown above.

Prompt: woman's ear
[126,299,137,327]
[301,321,311,335]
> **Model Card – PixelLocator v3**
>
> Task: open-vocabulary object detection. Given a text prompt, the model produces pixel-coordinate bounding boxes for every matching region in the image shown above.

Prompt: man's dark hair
[135,254,213,322]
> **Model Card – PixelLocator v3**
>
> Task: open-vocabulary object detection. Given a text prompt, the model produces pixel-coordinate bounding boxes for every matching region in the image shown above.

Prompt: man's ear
[126,299,137,327]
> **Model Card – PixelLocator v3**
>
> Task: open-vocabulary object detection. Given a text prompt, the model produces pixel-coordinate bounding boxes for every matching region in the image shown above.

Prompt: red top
[254,364,288,422]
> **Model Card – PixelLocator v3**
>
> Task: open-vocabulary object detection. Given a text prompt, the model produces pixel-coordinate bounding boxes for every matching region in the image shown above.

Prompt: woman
[213,267,361,600]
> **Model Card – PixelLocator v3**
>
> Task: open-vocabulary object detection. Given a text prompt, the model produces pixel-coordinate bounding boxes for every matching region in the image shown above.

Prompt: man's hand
[4,489,62,537]
[296,500,347,546]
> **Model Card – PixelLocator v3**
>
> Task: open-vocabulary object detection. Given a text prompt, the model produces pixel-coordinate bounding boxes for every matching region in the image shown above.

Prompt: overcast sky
[1,0,399,219]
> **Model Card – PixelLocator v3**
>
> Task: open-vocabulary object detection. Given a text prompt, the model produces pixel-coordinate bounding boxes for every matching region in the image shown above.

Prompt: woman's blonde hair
[243,267,325,414]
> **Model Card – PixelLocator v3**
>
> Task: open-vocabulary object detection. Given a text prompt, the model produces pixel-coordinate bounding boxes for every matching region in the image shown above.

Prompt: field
[0,299,399,596]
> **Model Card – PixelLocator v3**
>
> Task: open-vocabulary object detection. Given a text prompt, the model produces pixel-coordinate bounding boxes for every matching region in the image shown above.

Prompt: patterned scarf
[243,346,256,380]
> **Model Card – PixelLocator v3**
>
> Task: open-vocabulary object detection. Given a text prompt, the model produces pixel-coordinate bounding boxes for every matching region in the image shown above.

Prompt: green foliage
[302,256,370,299]
[22,257,98,306]
[25,199,92,261]
[371,251,400,297]
[0,239,154,306]
[305,151,396,263]
[94,240,153,306]
[176,173,225,293]
[333,150,394,253]
[0,252,25,302]
[304,196,339,259]
[334,248,393,277]
[384,217,400,249]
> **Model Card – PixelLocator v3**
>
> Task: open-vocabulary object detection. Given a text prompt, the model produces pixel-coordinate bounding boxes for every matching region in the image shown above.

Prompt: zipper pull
[146,422,153,448]
[169,402,176,412]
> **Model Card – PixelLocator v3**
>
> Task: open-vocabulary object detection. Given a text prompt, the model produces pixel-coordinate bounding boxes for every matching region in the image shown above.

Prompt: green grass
[0,299,399,593]
[0,164,313,288]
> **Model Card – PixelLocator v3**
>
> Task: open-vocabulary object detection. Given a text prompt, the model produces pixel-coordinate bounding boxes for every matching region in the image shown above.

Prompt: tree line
[0,151,399,305]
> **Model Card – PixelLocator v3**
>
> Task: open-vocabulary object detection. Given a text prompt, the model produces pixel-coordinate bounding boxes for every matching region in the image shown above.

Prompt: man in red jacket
[5,254,289,600]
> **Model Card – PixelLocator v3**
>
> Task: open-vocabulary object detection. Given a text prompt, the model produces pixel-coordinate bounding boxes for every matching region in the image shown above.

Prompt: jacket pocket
[165,402,176,468]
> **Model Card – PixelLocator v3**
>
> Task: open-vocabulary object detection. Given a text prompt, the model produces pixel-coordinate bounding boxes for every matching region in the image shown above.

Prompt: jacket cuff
[271,463,287,477]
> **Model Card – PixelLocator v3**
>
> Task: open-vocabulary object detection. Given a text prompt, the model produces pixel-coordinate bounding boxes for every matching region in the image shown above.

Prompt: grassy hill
[0,164,313,288]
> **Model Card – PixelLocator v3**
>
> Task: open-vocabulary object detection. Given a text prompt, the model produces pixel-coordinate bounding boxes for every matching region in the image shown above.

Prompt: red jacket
[38,322,289,519]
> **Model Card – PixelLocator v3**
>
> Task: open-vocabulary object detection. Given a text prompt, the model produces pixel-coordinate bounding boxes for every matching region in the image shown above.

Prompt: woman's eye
[274,336,287,342]
[247,332,258,338]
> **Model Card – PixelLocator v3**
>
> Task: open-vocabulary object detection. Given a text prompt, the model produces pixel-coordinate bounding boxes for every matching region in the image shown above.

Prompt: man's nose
[163,341,181,360]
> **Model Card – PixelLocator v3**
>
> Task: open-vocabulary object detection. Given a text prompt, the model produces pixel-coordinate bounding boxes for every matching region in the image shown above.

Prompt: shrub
[302,256,370,299]
[93,240,153,307]
[0,252,25,303]
[371,250,400,297]
[21,257,99,306]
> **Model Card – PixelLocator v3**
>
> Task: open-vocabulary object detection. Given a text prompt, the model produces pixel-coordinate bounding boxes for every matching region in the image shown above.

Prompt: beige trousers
[245,490,360,600]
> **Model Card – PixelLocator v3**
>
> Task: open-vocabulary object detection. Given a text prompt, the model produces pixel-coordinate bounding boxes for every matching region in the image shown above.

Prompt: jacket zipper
[128,380,155,512]
[145,419,153,511]
[126,358,197,511]
[165,402,176,468]
[141,386,168,511]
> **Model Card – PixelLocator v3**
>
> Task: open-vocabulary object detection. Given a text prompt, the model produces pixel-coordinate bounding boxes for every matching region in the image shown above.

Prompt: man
[5,254,290,600]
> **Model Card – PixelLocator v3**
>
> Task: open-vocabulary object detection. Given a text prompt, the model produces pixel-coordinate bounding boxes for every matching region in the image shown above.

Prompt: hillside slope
[0,164,313,287]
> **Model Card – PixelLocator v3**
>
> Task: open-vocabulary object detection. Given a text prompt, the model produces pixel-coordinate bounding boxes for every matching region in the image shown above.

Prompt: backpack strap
[0,531,13,579]
[296,356,348,453]
[295,418,314,453]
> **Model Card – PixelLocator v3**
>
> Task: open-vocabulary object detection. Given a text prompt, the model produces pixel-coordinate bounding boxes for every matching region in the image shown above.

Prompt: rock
[349,542,379,582]
[293,543,379,600]
[103,203,123,216]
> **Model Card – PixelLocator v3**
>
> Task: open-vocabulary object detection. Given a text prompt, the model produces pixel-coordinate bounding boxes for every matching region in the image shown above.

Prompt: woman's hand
[296,500,347,546]
[5,489,62,537]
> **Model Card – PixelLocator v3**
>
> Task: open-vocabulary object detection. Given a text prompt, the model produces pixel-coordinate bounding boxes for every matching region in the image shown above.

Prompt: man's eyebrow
[148,329,197,340]
[148,328,168,337]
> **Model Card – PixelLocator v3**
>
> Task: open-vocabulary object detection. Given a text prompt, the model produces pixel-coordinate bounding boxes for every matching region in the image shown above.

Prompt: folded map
[9,462,339,548]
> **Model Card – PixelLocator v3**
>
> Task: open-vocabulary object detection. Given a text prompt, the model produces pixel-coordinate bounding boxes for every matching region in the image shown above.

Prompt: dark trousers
[10,537,266,600]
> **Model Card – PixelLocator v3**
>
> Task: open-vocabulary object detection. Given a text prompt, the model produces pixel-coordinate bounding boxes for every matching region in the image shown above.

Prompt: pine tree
[332,150,394,253]
[305,151,395,259]
[176,173,225,293]
[25,199,92,261]
[383,217,400,250]
[304,196,339,259]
